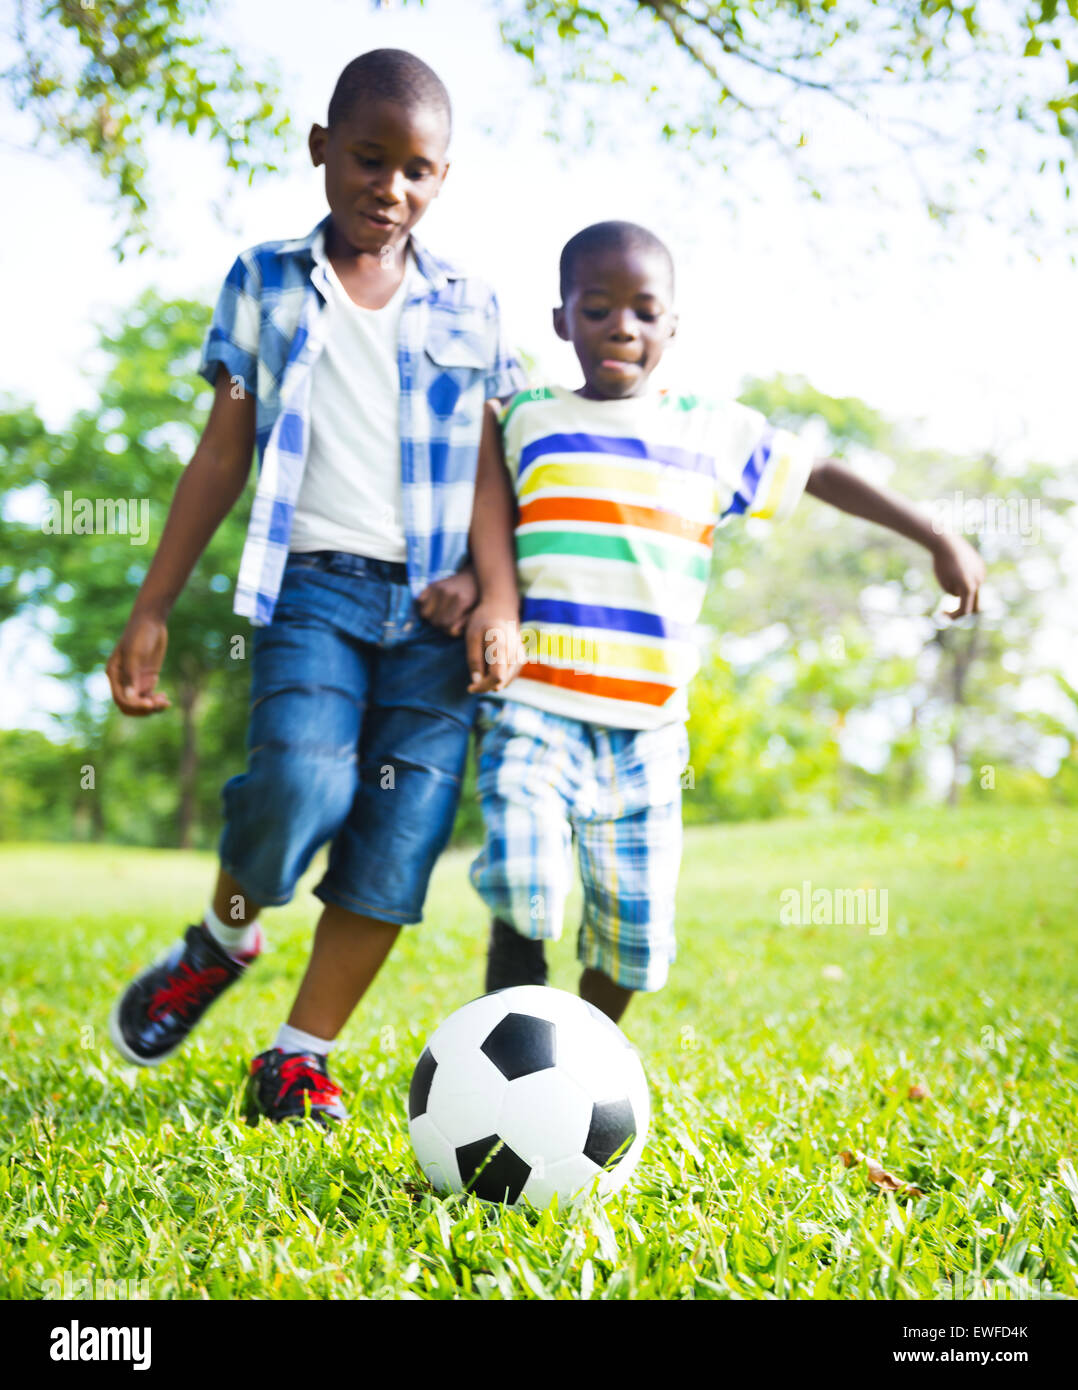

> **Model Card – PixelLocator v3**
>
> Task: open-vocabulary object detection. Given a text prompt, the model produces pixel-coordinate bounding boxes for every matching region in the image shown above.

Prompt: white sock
[274,1022,335,1057]
[203,902,261,960]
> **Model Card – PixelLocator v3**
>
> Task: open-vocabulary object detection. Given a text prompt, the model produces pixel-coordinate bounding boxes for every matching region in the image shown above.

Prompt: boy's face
[309,97,449,258]
[554,247,677,400]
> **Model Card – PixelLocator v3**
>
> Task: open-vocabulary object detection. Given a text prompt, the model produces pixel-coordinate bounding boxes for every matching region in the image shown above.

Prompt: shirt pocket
[425,326,488,370]
[425,304,489,362]
[423,314,490,419]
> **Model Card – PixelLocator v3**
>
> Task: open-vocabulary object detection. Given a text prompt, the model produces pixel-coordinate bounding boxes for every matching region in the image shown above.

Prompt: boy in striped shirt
[469,220,985,1022]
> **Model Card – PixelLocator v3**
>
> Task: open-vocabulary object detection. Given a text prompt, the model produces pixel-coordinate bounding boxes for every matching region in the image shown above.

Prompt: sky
[1,0,1076,734]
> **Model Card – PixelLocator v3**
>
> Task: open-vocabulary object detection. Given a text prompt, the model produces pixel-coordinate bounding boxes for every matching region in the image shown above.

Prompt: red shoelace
[276,1055,342,1108]
[148,962,230,1021]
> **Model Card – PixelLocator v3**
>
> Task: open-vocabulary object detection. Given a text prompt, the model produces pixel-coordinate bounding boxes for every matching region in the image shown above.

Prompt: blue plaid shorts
[469,696,690,991]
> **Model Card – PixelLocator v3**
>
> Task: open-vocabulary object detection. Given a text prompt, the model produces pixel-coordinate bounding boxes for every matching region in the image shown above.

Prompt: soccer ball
[407,986,649,1208]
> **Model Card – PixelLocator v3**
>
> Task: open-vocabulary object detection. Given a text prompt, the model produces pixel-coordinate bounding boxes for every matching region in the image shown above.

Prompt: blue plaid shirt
[198,215,526,625]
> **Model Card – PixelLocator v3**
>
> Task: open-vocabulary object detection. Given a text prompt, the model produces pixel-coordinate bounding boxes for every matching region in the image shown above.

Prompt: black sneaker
[108,922,263,1067]
[484,916,548,992]
[246,1048,348,1126]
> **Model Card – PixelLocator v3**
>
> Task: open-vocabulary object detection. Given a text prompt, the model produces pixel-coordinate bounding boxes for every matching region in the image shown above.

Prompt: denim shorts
[219,551,477,924]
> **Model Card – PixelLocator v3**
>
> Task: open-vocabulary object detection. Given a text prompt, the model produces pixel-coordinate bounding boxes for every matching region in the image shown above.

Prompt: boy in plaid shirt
[106,50,524,1123]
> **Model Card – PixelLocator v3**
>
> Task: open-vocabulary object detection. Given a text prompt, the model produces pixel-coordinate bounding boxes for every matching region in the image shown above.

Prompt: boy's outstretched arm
[105,366,255,716]
[805,459,986,618]
[465,400,523,693]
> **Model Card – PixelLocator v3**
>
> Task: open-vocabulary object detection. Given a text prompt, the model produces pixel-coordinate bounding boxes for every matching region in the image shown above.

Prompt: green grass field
[2,804,1076,1301]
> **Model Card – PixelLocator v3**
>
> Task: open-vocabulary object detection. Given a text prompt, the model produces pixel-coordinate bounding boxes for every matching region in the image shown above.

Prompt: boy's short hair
[328,48,451,136]
[559,221,674,301]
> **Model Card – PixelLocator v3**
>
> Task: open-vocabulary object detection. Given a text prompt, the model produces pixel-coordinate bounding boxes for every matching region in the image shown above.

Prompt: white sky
[2,0,1076,731]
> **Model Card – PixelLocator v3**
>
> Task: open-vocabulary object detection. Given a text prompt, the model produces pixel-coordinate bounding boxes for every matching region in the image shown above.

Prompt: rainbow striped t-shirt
[492,385,815,730]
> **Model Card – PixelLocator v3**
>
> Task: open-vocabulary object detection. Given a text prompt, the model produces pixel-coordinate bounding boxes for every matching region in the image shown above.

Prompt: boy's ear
[667,311,679,342]
[552,305,569,342]
[309,123,328,168]
[434,160,450,196]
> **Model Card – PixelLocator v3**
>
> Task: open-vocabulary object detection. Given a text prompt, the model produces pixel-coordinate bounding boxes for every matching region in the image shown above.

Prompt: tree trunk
[946,629,979,808]
[176,678,202,850]
[89,781,106,840]
[944,454,995,808]
[899,702,922,803]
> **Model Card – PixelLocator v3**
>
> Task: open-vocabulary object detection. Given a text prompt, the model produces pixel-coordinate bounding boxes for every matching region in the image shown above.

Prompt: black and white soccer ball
[407,986,649,1208]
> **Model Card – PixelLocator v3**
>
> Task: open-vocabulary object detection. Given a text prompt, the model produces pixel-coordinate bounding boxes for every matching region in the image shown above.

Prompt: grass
[1,803,1076,1301]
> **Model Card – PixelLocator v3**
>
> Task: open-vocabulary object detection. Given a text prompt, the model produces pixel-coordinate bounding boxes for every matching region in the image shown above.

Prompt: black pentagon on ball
[481,1012,556,1080]
[408,1046,437,1120]
[456,1135,531,1204]
[584,1097,637,1170]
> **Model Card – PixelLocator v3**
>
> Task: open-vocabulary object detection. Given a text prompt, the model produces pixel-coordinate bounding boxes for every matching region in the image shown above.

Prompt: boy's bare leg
[580,967,633,1024]
[286,904,402,1041]
[212,868,263,926]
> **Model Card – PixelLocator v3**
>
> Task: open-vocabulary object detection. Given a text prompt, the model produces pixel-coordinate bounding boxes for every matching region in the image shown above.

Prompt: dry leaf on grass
[907,1083,929,1100]
[839,1148,923,1196]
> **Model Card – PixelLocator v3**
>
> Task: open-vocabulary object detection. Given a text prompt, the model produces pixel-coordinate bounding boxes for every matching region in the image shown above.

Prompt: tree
[5,0,290,255]
[489,0,1078,246]
[9,3,1077,252]
[1023,671,1078,804]
[0,291,253,847]
[0,728,84,840]
[703,372,1074,808]
[684,653,845,821]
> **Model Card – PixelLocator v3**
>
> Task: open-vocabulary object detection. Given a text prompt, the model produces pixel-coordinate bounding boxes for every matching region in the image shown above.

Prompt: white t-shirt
[288,252,417,560]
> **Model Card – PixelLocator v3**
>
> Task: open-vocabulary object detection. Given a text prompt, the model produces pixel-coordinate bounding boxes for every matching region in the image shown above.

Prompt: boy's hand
[107,609,171,716]
[805,459,986,620]
[466,601,524,693]
[417,565,479,636]
[931,533,985,618]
